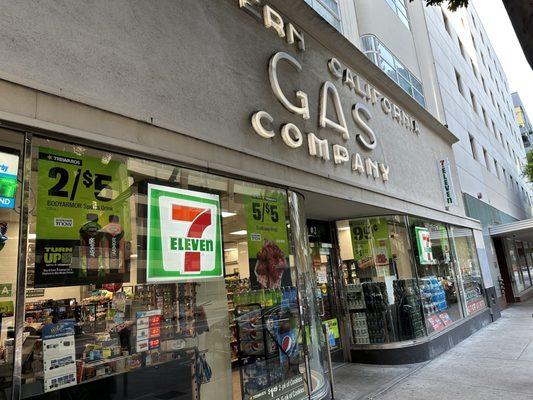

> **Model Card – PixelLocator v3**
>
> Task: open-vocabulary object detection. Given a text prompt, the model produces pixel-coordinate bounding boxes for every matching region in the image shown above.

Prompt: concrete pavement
[333,299,533,399]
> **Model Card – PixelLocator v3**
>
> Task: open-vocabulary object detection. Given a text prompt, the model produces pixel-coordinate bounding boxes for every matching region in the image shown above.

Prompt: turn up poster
[349,218,392,278]
[146,184,223,282]
[244,193,291,289]
[35,147,131,287]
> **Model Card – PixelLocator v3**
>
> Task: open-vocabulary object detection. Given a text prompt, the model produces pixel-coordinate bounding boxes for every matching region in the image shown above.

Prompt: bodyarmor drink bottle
[101,215,124,274]
[80,214,101,277]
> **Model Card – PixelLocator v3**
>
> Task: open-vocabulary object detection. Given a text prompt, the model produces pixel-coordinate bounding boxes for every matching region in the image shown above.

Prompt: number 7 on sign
[171,205,212,272]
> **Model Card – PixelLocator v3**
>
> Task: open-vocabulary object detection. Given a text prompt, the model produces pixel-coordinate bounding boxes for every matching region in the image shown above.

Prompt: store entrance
[308,220,346,363]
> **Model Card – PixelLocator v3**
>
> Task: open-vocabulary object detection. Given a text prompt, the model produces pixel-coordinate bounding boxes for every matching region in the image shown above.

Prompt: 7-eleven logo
[147,185,222,281]
[170,205,213,272]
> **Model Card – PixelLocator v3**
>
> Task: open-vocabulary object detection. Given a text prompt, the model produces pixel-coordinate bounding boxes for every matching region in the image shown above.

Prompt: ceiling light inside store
[28,233,37,240]
[224,248,238,252]
[230,230,247,235]
[338,227,350,231]
[222,211,236,218]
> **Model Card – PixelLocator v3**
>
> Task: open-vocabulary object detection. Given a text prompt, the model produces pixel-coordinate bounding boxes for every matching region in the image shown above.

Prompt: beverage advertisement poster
[146,184,223,282]
[349,218,391,277]
[35,147,131,287]
[42,320,77,393]
[415,227,434,265]
[244,193,291,289]
[0,150,19,209]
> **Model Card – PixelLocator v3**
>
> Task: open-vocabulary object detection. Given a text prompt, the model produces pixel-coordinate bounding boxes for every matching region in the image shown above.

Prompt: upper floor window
[470,90,478,114]
[361,35,426,107]
[385,0,410,29]
[459,40,467,60]
[442,11,452,37]
[455,69,464,96]
[304,0,341,31]
[481,76,487,94]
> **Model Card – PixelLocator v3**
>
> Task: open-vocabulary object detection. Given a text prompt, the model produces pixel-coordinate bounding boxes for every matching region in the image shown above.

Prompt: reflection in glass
[410,219,462,335]
[337,216,425,344]
[20,137,309,400]
[448,227,486,316]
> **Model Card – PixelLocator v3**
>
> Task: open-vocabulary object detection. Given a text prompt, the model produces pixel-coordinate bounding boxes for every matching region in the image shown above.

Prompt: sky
[472,0,533,121]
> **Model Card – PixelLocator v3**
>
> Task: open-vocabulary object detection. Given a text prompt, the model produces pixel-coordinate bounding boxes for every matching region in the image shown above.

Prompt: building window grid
[361,35,425,107]
[384,0,410,29]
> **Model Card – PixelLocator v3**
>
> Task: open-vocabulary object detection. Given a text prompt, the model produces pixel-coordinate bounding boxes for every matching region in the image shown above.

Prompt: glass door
[0,129,25,400]
[310,244,344,362]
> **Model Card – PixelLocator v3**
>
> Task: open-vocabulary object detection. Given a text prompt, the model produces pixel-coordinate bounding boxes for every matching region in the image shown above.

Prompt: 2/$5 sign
[240,1,421,182]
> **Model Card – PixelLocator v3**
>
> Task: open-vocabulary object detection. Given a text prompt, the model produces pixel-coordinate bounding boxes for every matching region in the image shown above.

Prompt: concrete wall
[0,0,476,228]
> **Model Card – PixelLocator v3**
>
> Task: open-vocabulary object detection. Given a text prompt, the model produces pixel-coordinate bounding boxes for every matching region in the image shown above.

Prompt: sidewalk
[333,299,533,400]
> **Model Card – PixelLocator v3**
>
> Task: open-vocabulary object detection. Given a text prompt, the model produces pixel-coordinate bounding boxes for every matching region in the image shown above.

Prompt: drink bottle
[100,215,124,274]
[80,214,102,277]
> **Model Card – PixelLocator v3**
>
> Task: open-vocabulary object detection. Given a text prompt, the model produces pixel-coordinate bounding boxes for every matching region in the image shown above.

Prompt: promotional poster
[244,193,291,289]
[35,148,131,287]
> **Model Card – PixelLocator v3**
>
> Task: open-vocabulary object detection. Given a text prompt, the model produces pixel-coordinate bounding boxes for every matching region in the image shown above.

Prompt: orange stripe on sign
[172,205,205,222]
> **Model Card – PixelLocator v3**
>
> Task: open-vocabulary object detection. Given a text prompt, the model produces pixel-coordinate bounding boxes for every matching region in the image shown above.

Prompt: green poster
[244,193,290,289]
[349,218,391,276]
[415,226,434,265]
[35,147,131,287]
[146,184,223,282]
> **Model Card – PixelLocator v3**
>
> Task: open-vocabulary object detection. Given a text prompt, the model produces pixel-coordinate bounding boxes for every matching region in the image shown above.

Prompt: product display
[20,283,210,395]
[233,286,301,399]
[393,279,425,340]
[419,276,448,315]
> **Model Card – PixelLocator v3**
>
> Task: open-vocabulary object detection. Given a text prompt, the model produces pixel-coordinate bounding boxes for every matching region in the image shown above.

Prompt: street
[334,300,533,399]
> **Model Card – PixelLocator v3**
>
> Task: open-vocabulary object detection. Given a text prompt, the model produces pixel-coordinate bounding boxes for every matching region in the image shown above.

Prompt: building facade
[0,0,521,399]
[307,0,532,309]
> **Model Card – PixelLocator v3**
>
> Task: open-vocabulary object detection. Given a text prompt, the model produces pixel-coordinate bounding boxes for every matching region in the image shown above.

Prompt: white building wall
[424,3,531,220]
[305,0,533,296]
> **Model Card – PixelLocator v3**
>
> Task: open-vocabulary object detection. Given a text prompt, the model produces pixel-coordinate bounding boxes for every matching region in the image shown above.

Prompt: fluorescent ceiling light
[222,211,236,218]
[230,230,247,235]
[224,247,238,252]
[28,233,37,240]
[338,227,350,231]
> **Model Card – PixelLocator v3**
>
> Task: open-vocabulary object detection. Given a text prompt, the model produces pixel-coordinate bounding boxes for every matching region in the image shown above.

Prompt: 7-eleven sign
[146,184,223,282]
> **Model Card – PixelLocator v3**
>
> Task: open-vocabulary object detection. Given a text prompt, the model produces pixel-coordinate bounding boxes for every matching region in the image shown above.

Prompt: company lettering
[239,2,428,184]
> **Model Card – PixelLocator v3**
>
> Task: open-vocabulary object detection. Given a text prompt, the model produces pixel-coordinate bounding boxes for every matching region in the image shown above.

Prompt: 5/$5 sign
[146,184,223,282]
[240,1,422,183]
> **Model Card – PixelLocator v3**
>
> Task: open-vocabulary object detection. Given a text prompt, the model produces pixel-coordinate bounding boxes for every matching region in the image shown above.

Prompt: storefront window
[337,216,426,344]
[525,243,533,284]
[516,242,532,288]
[448,227,486,316]
[506,238,525,294]
[409,218,462,335]
[0,129,24,399]
[20,137,310,400]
